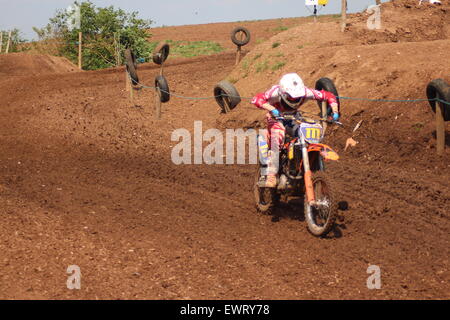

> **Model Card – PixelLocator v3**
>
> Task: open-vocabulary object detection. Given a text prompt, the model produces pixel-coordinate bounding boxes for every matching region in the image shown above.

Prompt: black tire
[304,171,337,237]
[254,165,278,215]
[155,75,170,103]
[231,27,251,47]
[426,79,450,121]
[310,153,325,172]
[315,77,340,116]
[214,81,241,113]
[153,42,170,65]
[125,49,139,86]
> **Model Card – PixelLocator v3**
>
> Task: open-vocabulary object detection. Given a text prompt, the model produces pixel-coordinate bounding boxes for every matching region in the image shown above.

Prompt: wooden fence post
[235,45,242,65]
[130,82,134,104]
[125,70,130,92]
[5,30,12,53]
[78,32,82,69]
[155,88,161,120]
[341,0,347,32]
[223,96,231,114]
[124,70,135,105]
[436,100,445,155]
[0,32,3,53]
[314,5,317,23]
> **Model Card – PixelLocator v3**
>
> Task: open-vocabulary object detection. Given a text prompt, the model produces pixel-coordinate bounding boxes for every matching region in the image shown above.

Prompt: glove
[332,112,340,122]
[270,109,281,118]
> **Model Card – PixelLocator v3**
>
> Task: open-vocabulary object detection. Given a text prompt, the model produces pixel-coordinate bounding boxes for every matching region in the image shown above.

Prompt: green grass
[253,53,263,60]
[271,61,286,71]
[272,25,289,32]
[149,40,224,59]
[256,60,269,73]
[242,58,249,71]
[148,41,160,53]
[256,38,266,44]
[241,58,250,78]
[412,122,424,131]
[226,77,238,84]
[272,52,284,58]
[169,40,223,58]
[297,43,312,50]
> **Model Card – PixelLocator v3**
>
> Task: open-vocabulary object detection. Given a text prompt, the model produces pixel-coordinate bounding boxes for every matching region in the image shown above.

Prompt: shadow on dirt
[271,198,349,239]
[431,130,450,147]
[271,198,305,222]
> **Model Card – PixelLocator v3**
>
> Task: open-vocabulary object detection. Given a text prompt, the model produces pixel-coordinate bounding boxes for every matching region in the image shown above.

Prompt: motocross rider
[251,73,340,188]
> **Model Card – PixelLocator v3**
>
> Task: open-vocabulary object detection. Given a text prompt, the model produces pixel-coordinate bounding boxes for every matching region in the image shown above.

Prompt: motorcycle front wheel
[254,165,278,215]
[304,171,337,237]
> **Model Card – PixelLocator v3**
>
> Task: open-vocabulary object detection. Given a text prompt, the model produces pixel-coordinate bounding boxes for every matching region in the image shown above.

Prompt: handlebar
[274,114,343,126]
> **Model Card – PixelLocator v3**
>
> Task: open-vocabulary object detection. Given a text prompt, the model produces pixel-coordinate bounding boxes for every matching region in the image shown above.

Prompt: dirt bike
[254,112,342,237]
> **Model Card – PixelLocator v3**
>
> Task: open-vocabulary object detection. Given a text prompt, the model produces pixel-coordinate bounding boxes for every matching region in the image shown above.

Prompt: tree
[33,1,153,70]
[0,29,27,53]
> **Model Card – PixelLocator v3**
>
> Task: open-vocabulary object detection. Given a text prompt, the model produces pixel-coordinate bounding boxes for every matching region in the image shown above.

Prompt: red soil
[0,0,448,299]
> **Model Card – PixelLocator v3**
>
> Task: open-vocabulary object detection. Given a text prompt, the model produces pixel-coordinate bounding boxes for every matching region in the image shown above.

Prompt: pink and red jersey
[251,85,338,113]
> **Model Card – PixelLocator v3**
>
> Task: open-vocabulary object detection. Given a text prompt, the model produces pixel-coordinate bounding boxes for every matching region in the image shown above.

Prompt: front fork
[300,136,316,205]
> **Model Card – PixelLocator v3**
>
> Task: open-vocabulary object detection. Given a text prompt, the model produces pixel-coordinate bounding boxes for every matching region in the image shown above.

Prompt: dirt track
[0,1,449,299]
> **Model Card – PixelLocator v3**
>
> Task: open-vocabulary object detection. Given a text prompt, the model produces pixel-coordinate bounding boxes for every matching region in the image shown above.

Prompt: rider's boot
[263,175,278,188]
[262,149,280,188]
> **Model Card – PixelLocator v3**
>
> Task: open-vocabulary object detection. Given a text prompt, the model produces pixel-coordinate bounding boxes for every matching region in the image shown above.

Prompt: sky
[0,0,389,40]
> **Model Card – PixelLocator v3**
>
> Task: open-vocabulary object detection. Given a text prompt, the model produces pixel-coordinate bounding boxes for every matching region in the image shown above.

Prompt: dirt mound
[0,53,77,77]
[221,0,450,134]
[349,0,450,44]
[149,16,341,50]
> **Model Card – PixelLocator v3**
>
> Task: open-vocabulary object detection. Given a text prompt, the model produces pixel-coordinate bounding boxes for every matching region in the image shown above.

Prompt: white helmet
[279,73,306,109]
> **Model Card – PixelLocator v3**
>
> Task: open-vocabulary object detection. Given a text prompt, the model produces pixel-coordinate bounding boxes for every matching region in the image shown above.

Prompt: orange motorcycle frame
[285,140,339,204]
[285,141,340,171]
[307,143,340,162]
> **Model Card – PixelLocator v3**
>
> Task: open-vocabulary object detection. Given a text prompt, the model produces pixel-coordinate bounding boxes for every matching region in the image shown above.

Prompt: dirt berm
[0,53,77,77]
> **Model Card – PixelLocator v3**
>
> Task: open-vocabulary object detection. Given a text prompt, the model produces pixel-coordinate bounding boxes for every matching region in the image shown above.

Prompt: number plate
[299,123,323,144]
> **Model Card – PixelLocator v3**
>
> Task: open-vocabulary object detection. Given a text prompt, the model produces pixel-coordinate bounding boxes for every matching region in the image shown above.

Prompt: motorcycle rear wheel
[304,171,337,237]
